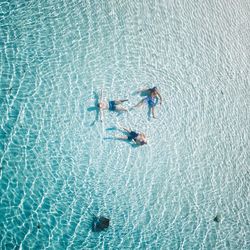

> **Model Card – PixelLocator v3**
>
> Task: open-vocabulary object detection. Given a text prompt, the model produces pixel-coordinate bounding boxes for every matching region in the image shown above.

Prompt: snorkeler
[97,89,128,122]
[132,87,162,118]
[114,127,147,146]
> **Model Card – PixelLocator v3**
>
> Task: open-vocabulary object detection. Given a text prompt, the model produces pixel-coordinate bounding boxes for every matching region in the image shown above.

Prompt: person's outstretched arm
[115,124,131,133]
[100,109,104,122]
[157,91,163,104]
[100,89,103,100]
[99,89,104,122]
[136,88,148,94]
[114,135,128,141]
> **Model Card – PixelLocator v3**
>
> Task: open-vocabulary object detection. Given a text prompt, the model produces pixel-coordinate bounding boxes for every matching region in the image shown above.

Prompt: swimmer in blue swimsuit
[97,90,128,122]
[132,86,162,118]
[146,96,158,107]
[114,127,147,146]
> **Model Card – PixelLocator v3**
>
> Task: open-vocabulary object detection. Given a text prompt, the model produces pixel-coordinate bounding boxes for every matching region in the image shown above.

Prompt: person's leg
[120,127,131,133]
[114,99,128,105]
[114,135,128,141]
[152,106,156,118]
[116,106,128,112]
[133,98,146,108]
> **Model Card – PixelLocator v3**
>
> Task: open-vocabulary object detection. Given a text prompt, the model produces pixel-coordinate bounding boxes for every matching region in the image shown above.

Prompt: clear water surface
[0,0,249,249]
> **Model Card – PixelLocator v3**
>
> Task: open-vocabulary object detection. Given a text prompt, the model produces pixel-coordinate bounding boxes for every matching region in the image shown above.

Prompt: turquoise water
[0,0,249,249]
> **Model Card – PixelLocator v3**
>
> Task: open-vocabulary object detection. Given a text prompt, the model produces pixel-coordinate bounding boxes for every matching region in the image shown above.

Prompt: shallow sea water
[0,0,249,249]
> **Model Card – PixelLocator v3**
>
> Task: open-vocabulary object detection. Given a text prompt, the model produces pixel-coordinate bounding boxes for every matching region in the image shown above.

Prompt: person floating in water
[132,87,162,118]
[97,89,128,122]
[114,127,147,146]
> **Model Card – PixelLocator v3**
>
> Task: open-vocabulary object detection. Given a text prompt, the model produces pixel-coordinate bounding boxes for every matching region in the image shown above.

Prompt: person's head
[97,102,105,109]
[139,135,147,145]
[150,87,158,95]
[140,140,147,145]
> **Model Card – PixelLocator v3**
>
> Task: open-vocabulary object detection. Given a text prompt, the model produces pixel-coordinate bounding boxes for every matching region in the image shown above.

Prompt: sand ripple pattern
[0,0,249,249]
